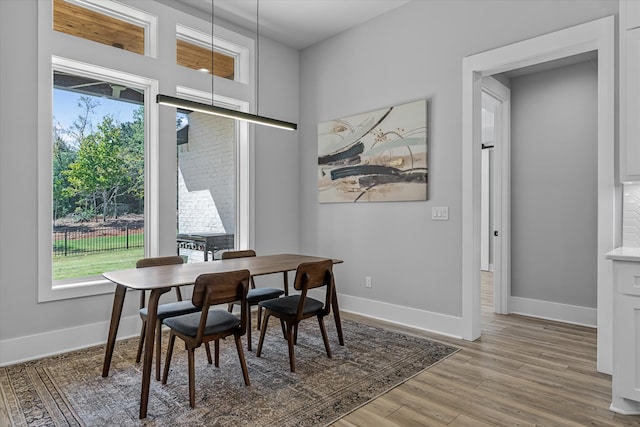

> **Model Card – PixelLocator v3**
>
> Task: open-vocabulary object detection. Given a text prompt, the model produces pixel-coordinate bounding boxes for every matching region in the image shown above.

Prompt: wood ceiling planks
[53,0,235,79]
[53,0,145,54]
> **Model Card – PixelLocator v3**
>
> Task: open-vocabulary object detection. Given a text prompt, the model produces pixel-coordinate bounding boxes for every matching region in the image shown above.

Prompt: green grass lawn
[53,247,144,280]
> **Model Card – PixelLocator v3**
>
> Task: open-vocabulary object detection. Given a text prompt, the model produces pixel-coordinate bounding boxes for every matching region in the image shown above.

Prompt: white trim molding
[509,297,597,328]
[462,16,616,375]
[0,316,141,367]
[336,294,465,339]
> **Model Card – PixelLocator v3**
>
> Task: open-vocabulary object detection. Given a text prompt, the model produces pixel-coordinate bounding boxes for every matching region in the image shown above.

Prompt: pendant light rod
[157,94,297,131]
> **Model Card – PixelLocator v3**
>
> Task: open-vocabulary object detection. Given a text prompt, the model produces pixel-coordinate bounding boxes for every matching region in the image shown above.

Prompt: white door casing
[482,77,510,315]
[462,16,616,375]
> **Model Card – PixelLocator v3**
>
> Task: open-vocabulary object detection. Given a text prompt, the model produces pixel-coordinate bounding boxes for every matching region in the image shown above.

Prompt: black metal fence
[53,226,144,256]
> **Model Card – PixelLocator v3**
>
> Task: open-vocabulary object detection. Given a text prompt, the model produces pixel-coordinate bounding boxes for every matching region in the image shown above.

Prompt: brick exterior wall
[177,112,235,260]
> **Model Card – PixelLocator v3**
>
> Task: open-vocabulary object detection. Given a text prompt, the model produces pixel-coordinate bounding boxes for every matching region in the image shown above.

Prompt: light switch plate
[432,207,449,220]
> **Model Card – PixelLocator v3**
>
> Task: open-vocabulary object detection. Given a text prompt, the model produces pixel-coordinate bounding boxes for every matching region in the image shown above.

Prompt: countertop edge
[606,247,640,262]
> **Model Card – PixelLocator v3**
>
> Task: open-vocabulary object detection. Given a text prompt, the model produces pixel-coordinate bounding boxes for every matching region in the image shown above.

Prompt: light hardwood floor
[333,271,640,426]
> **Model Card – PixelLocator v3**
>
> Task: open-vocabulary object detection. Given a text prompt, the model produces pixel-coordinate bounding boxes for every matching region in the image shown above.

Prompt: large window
[177,112,237,261]
[52,70,145,282]
[38,0,254,301]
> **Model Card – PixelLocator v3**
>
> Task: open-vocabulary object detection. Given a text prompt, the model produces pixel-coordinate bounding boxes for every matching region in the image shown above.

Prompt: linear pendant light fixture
[156,94,297,130]
[156,0,297,131]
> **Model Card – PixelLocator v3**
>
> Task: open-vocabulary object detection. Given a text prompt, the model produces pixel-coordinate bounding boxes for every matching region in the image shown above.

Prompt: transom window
[52,0,154,56]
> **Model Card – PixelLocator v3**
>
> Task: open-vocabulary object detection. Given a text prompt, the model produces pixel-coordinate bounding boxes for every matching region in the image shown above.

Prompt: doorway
[461,16,615,374]
[480,77,510,316]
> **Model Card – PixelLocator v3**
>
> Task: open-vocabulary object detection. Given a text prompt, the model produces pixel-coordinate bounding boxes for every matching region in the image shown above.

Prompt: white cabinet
[620,1,640,182]
[622,28,640,182]
[607,251,640,414]
[614,294,640,402]
[627,0,640,30]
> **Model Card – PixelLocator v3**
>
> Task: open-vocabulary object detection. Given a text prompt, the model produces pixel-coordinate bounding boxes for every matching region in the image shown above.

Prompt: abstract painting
[318,99,427,203]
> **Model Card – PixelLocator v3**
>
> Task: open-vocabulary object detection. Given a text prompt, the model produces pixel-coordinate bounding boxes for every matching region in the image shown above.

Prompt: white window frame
[176,87,251,250]
[176,24,250,83]
[37,0,255,302]
[39,58,159,301]
[58,0,158,58]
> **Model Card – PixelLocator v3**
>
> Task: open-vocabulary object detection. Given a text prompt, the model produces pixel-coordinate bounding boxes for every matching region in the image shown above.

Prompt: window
[177,112,237,261]
[176,24,249,83]
[176,39,236,79]
[52,70,146,282]
[39,0,253,301]
[52,0,156,57]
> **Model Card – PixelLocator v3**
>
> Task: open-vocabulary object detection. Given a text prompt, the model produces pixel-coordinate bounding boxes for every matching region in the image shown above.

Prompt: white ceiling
[172,0,413,50]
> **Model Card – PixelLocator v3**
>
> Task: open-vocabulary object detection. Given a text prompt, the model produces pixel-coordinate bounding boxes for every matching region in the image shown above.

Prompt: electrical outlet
[365,276,372,288]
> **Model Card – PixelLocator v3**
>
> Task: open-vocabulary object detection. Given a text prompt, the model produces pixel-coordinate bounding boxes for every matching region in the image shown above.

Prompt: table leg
[140,287,170,419]
[330,276,344,346]
[102,284,127,377]
[282,271,289,296]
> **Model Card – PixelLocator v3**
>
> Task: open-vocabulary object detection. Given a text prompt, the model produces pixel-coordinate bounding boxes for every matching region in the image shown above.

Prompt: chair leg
[285,322,296,372]
[256,312,271,357]
[205,341,213,364]
[257,305,263,330]
[135,319,146,363]
[279,319,287,340]
[234,334,251,386]
[188,348,196,408]
[318,315,332,358]
[246,301,252,351]
[155,320,163,381]
[162,333,176,384]
[214,339,220,367]
[294,324,298,345]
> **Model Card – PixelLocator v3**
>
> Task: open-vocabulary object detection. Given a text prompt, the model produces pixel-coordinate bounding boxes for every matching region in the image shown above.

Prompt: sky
[53,88,141,143]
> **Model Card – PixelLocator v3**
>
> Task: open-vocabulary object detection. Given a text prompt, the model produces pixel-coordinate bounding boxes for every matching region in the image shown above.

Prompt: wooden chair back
[136,255,183,268]
[221,249,256,260]
[221,250,257,289]
[136,256,185,305]
[191,270,250,341]
[293,260,334,317]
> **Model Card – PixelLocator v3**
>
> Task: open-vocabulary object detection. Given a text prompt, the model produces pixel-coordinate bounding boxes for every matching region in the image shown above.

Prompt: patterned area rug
[0,318,458,426]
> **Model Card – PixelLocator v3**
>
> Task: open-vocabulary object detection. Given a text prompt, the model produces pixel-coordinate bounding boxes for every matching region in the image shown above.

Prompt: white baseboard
[0,315,141,367]
[509,296,597,327]
[1,292,467,367]
[335,293,464,339]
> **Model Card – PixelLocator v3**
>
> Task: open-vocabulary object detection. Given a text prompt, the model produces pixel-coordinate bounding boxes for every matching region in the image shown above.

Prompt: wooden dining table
[101,253,344,419]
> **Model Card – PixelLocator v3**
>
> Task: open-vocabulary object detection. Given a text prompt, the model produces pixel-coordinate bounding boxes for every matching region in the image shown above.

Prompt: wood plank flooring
[332,271,640,426]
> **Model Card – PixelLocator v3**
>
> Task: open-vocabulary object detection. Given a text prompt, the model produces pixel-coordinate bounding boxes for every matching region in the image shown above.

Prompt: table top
[103,253,343,290]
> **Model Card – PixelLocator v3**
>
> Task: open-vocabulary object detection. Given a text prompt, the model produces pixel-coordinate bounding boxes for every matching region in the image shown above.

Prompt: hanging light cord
[256,0,260,116]
[211,0,216,106]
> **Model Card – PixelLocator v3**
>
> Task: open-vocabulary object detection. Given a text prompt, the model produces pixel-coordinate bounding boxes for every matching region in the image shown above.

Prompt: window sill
[39,277,116,302]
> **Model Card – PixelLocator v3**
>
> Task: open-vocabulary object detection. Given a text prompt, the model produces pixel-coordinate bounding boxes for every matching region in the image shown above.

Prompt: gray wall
[298,0,616,319]
[0,0,298,356]
[0,0,617,362]
[510,60,598,308]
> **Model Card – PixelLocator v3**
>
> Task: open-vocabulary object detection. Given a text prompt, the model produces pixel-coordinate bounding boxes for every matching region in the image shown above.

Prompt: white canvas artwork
[318,99,428,203]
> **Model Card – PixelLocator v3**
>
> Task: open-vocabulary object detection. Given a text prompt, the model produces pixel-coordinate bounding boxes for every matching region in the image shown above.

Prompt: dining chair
[222,250,284,351]
[256,259,334,372]
[162,269,251,408]
[135,256,206,381]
